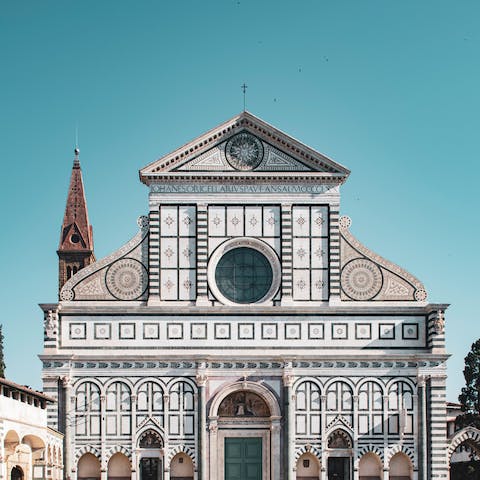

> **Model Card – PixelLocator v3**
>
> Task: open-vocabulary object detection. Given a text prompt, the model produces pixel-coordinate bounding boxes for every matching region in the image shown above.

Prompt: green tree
[457,338,480,429]
[0,324,5,378]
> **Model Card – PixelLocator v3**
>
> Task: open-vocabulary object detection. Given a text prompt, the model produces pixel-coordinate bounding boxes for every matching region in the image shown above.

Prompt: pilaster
[280,203,293,304]
[196,204,210,305]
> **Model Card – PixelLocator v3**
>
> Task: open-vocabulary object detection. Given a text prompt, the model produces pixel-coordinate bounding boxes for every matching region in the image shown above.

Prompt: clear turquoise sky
[0,1,478,401]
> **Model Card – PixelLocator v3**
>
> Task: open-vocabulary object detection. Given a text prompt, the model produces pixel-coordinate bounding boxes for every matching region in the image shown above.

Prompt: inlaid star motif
[249,216,258,227]
[231,216,240,226]
[164,247,174,259]
[266,216,277,226]
[296,248,307,259]
[182,248,192,258]
[314,248,326,259]
[314,280,325,290]
[315,216,325,226]
[164,215,174,226]
[164,279,174,291]
[213,216,221,226]
[296,216,306,226]
[183,280,192,290]
[296,279,307,290]
[182,216,192,226]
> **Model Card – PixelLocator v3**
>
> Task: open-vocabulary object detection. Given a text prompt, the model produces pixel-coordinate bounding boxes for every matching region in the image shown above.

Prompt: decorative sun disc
[225,132,264,170]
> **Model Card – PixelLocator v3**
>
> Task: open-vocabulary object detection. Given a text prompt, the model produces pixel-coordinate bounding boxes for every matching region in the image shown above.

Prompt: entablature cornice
[55,303,448,316]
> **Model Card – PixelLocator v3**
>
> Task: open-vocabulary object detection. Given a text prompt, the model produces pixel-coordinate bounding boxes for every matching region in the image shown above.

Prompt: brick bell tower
[57,147,95,293]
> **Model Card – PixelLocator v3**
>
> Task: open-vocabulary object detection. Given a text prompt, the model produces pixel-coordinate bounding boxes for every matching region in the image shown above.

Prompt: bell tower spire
[57,147,95,294]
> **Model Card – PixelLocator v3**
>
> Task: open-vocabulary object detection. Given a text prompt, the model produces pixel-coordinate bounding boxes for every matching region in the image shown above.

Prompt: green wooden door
[225,437,262,480]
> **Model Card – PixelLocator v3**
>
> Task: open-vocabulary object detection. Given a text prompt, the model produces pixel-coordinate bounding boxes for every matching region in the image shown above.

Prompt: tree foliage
[457,339,480,429]
[0,324,5,378]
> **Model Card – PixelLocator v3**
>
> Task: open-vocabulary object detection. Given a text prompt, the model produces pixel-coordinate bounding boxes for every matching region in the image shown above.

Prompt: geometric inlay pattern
[225,132,264,171]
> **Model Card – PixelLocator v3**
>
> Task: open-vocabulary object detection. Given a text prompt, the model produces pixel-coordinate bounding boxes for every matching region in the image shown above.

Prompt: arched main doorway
[208,381,281,480]
[10,467,23,480]
[296,452,320,480]
[138,429,164,480]
[170,453,194,480]
[78,453,101,480]
[326,429,353,480]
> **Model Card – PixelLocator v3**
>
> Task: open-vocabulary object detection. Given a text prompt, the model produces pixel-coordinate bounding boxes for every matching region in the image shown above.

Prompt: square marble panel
[70,323,86,340]
[214,323,231,340]
[191,323,207,340]
[94,323,111,340]
[332,323,348,340]
[402,323,418,340]
[261,323,278,340]
[238,323,255,340]
[285,323,301,340]
[167,323,183,340]
[143,323,159,340]
[308,323,324,339]
[355,323,371,340]
[119,323,135,340]
[379,323,395,340]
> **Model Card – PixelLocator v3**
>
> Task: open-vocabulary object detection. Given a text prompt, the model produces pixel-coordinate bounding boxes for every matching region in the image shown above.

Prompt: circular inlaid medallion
[105,258,148,300]
[225,132,264,170]
[341,258,382,300]
[60,289,74,301]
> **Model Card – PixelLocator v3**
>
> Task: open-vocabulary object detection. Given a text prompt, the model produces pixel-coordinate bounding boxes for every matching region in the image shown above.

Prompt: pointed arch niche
[208,381,281,480]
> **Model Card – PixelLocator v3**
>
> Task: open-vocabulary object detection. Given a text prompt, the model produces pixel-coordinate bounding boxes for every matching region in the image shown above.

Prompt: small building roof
[0,377,55,403]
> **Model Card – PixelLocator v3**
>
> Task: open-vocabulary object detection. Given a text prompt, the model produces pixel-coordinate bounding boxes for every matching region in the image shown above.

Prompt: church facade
[41,112,449,480]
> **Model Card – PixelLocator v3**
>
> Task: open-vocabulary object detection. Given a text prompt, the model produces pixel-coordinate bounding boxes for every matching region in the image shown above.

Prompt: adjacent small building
[0,377,63,480]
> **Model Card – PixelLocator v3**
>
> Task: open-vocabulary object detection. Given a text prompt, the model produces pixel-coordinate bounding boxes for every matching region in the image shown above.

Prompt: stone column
[271,419,282,480]
[208,423,218,480]
[196,370,207,480]
[417,376,427,480]
[283,368,295,480]
[382,394,389,475]
[320,395,327,480]
[352,395,359,480]
[163,395,170,480]
[100,395,107,480]
[62,376,73,480]
[130,395,137,480]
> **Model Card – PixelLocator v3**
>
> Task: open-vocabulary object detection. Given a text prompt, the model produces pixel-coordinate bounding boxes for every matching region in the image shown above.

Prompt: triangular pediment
[140,112,350,184]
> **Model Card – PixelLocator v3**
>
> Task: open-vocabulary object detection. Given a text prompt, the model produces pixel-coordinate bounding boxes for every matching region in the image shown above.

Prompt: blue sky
[0,0,478,401]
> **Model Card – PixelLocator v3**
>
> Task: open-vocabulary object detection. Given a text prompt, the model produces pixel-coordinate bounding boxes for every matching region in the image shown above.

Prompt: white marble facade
[42,112,448,480]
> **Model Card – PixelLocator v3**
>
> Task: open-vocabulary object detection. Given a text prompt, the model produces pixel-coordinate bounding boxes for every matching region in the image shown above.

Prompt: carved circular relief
[60,289,74,301]
[225,132,264,170]
[105,258,148,300]
[414,288,428,301]
[341,258,383,300]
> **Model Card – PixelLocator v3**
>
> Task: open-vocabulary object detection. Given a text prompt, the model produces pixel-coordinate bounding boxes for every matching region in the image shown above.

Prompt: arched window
[105,382,131,436]
[136,382,164,428]
[295,381,321,436]
[75,382,101,436]
[168,382,195,437]
[388,381,414,435]
[358,381,384,435]
[326,381,353,426]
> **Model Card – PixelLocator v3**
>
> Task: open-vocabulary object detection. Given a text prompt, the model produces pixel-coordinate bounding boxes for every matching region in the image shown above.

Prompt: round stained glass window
[214,247,273,304]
